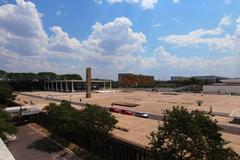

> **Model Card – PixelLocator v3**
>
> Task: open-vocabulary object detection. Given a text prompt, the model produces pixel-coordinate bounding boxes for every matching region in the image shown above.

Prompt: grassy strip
[29,123,101,160]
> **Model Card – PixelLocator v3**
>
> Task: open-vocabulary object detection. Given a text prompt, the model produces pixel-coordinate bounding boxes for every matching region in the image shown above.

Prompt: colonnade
[44,80,112,92]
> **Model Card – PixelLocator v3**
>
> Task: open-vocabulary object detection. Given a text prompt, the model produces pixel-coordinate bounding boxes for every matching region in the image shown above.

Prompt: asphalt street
[7,125,80,160]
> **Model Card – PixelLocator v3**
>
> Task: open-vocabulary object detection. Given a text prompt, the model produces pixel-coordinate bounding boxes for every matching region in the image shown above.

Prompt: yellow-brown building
[118,73,154,87]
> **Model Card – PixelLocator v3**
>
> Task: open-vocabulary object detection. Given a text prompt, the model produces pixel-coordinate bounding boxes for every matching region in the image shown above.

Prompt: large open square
[14,90,240,153]
[20,90,240,115]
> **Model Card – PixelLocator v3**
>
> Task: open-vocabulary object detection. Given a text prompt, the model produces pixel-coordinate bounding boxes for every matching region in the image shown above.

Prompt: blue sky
[0,0,239,80]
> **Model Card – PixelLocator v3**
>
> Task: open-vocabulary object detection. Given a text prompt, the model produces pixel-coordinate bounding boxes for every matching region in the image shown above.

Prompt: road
[7,125,80,160]
[19,93,240,136]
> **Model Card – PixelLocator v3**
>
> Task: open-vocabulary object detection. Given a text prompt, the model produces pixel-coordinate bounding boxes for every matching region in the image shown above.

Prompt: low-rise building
[203,79,240,95]
[171,75,228,82]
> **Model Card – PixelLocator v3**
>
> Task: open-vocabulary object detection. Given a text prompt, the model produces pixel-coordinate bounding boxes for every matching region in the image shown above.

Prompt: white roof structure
[0,138,15,160]
[44,79,111,83]
[5,105,41,116]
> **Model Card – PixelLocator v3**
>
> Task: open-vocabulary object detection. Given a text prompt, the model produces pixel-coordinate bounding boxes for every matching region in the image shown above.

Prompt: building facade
[118,73,154,87]
[171,75,228,82]
[203,79,240,95]
[43,79,112,92]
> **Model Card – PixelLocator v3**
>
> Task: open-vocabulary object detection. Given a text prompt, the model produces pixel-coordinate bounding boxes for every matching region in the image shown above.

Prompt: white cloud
[97,0,180,9]
[0,0,48,56]
[159,27,224,47]
[235,16,240,35]
[48,26,82,52]
[1,0,240,79]
[0,1,148,78]
[219,15,232,26]
[153,46,240,77]
[96,0,158,10]
[85,17,146,55]
[160,16,240,53]
[140,0,157,9]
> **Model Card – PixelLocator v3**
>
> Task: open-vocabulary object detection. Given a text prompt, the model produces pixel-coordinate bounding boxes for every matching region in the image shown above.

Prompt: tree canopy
[148,106,240,160]
[0,70,82,91]
[0,70,82,81]
[5,72,38,81]
[59,74,82,80]
[37,72,58,81]
[176,77,214,86]
[0,82,14,104]
[0,70,6,78]
[0,108,17,140]
[43,102,118,142]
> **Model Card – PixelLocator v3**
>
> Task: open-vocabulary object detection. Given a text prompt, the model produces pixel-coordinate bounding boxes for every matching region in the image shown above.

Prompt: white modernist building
[43,80,112,92]
[203,79,240,95]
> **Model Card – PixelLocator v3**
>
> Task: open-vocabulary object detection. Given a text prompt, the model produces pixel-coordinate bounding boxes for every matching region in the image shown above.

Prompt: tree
[148,106,240,160]
[43,102,118,143]
[0,108,17,140]
[0,70,6,79]
[80,104,118,138]
[59,74,82,80]
[5,72,38,81]
[43,101,76,137]
[0,82,14,104]
[37,72,58,81]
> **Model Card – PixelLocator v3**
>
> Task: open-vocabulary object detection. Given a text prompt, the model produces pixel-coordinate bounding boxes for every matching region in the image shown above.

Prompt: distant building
[203,79,240,95]
[171,76,189,81]
[118,73,154,87]
[171,75,228,82]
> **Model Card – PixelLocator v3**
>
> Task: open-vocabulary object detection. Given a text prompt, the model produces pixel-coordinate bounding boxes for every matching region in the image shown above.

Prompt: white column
[71,81,75,92]
[65,81,69,92]
[110,81,112,90]
[51,81,54,91]
[47,82,50,90]
[103,82,106,90]
[60,81,63,91]
[44,82,46,90]
[56,81,58,91]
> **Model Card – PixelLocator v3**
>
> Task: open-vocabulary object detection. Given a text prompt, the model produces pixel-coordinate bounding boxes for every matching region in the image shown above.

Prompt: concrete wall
[86,67,91,98]
[203,85,240,95]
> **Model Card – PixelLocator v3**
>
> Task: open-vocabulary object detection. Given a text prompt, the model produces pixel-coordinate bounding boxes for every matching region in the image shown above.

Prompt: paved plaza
[14,90,240,153]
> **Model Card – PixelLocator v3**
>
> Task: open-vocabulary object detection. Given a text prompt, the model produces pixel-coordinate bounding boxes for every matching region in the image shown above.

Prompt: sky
[0,0,239,80]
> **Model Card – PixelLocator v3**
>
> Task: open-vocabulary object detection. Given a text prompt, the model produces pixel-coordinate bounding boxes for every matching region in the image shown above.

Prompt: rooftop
[0,138,15,160]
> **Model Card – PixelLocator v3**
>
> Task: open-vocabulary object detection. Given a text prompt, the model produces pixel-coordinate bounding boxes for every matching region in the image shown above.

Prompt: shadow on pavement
[27,137,63,153]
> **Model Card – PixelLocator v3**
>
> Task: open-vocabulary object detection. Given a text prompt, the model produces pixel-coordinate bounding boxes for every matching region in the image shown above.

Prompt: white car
[135,112,149,118]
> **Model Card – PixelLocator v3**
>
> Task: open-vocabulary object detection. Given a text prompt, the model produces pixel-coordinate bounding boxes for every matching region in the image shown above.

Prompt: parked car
[109,107,121,113]
[135,112,149,118]
[120,109,133,115]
